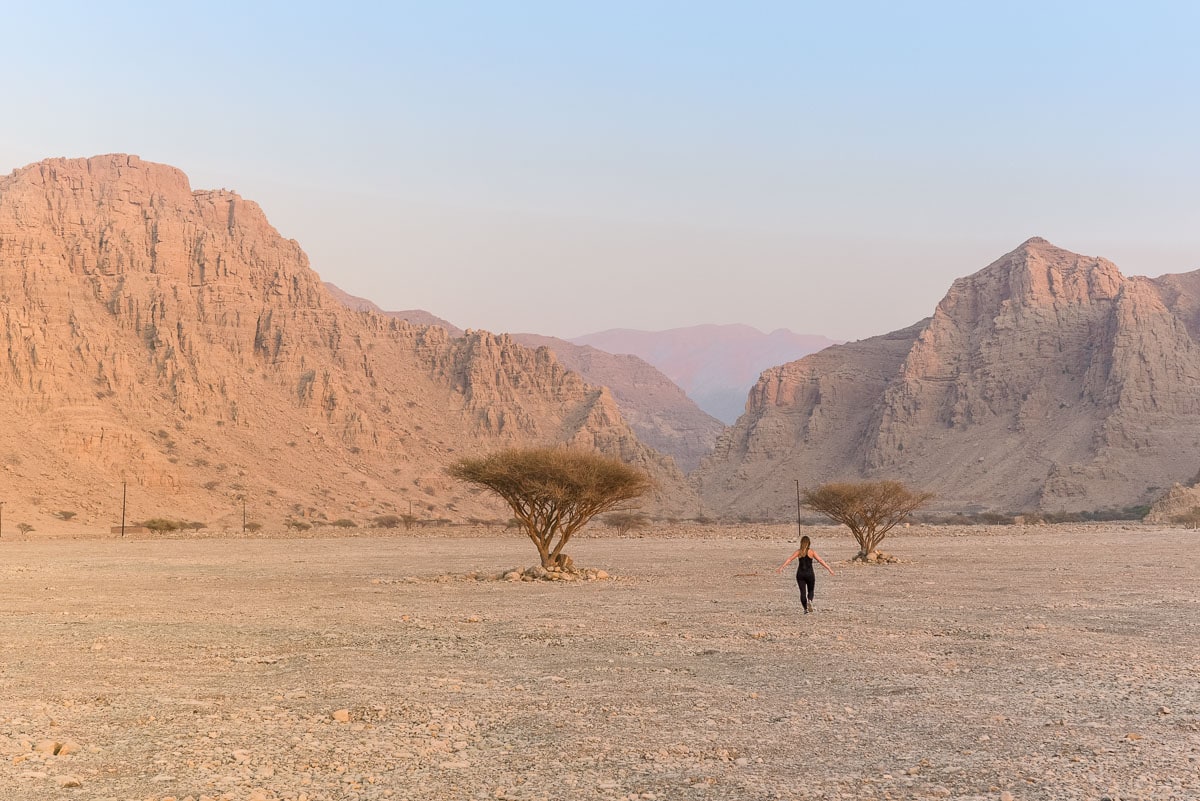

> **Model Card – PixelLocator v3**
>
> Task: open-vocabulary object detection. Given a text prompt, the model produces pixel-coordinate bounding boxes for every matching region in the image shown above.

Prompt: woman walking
[776,535,835,613]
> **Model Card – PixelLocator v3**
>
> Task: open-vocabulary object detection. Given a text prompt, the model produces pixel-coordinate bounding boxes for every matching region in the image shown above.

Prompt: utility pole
[121,482,127,538]
[795,480,802,540]
[242,497,247,533]
[0,500,5,539]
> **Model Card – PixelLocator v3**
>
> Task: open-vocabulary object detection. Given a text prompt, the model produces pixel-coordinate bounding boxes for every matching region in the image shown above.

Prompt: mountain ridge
[692,237,1200,517]
[572,324,838,423]
[0,154,701,532]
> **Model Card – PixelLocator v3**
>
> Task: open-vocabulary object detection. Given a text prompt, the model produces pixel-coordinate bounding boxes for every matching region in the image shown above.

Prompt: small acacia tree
[801,480,932,560]
[448,447,654,570]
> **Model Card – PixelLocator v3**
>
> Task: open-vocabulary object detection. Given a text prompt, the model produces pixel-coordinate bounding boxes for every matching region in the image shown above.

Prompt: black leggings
[796,571,815,606]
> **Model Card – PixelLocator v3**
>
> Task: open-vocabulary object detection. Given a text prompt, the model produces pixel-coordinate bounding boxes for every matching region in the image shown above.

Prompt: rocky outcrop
[512,334,725,472]
[1145,482,1200,523]
[0,155,698,531]
[572,324,838,423]
[693,238,1200,518]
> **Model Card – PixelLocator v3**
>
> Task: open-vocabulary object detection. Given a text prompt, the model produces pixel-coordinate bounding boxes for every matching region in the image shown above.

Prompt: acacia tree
[448,447,653,570]
[801,480,932,560]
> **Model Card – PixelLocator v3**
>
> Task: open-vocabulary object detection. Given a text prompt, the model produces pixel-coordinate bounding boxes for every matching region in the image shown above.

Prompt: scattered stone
[332,709,351,723]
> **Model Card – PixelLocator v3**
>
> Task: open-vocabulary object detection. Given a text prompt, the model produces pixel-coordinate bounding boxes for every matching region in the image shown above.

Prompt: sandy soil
[0,524,1197,801]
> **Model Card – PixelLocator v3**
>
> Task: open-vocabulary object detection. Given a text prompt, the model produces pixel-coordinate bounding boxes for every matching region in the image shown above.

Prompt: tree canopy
[801,480,932,559]
[448,447,654,569]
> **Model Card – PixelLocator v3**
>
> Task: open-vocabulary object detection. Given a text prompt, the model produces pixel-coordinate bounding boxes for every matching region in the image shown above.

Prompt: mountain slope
[512,334,725,472]
[572,324,837,423]
[692,238,1200,517]
[323,282,464,336]
[0,155,699,532]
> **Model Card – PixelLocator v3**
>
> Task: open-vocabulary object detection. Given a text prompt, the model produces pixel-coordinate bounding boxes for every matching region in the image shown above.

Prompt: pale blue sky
[2,1,1197,340]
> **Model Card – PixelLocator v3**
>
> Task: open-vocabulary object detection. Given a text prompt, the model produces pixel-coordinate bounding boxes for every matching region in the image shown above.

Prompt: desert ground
[0,523,1196,801]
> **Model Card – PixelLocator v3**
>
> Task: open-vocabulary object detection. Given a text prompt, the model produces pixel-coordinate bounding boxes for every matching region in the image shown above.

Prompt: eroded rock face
[511,334,725,473]
[693,238,1200,517]
[0,154,697,529]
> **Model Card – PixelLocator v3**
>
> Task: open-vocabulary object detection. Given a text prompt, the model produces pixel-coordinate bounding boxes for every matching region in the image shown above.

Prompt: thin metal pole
[0,500,5,539]
[795,480,802,539]
[242,498,247,533]
[121,482,127,538]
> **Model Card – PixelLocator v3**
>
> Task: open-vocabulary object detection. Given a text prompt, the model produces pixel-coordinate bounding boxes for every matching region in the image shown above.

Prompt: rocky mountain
[319,286,721,472]
[692,238,1200,518]
[0,154,701,533]
[511,334,725,472]
[572,324,837,423]
[322,282,464,336]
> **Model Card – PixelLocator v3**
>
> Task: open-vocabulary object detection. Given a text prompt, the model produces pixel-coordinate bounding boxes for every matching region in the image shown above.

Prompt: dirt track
[1,524,1197,800]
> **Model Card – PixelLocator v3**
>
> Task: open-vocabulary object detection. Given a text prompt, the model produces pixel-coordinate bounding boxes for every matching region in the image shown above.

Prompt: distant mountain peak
[693,237,1200,518]
[572,325,838,423]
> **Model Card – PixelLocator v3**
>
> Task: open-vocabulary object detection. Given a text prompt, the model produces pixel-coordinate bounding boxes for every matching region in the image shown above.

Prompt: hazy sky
[2,1,1197,341]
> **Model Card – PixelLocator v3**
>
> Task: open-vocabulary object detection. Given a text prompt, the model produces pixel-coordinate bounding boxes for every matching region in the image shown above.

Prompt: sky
[1,1,1197,341]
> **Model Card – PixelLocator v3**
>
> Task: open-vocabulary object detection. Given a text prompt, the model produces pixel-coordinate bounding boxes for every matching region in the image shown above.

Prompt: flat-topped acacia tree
[448,447,654,570]
[801,480,933,561]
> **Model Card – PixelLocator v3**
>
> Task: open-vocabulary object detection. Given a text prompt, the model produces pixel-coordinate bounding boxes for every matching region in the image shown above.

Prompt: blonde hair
[799,535,811,558]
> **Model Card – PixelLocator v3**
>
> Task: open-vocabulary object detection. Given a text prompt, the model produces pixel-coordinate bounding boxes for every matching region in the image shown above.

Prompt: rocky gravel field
[0,523,1197,800]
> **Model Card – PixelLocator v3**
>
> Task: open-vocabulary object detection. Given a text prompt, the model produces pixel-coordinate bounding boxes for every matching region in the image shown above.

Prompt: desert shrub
[1172,507,1200,529]
[448,447,653,570]
[285,519,312,532]
[184,521,206,530]
[603,512,649,535]
[373,514,402,529]
[330,518,357,528]
[17,522,34,534]
[55,510,77,521]
[244,522,263,532]
[802,481,933,560]
[140,518,181,532]
[203,480,219,491]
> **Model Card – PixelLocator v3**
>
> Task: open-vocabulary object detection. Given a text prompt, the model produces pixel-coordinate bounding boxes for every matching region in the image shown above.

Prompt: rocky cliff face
[512,334,725,472]
[692,238,1200,518]
[0,155,698,532]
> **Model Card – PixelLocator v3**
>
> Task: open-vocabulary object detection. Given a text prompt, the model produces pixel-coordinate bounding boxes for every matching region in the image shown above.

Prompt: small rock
[56,741,81,756]
[34,740,61,755]
[56,775,83,788]
[1158,706,1171,715]
[1000,791,1015,801]
[332,709,351,723]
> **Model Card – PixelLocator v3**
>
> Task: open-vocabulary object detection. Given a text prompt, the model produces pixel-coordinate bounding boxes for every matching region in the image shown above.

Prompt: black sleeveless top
[796,554,814,575]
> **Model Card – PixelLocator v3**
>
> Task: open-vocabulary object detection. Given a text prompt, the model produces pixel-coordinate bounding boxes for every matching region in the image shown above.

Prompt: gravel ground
[0,524,1197,801]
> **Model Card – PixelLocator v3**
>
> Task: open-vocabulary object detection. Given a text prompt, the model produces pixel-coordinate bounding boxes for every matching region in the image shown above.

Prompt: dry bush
[1172,507,1200,529]
[140,518,181,533]
[603,512,650,535]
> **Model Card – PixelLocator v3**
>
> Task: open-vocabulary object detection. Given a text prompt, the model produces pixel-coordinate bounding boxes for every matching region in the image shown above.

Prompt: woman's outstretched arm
[775,550,802,573]
[811,550,836,576]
